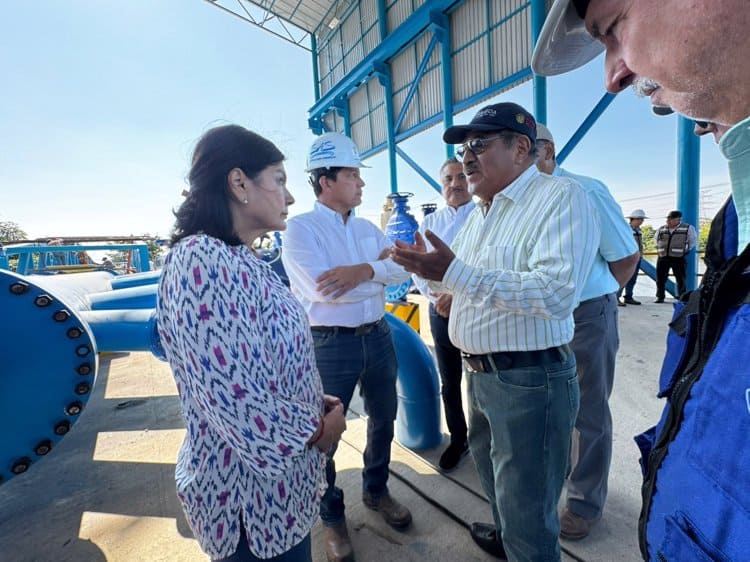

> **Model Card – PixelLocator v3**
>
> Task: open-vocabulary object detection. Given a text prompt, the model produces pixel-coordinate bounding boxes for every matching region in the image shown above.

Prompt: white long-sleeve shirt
[433,166,600,353]
[282,201,409,327]
[412,200,475,303]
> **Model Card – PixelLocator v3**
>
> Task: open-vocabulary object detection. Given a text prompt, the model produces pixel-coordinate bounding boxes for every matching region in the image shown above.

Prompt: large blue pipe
[0,270,101,483]
[79,309,163,357]
[2,263,442,485]
[110,270,160,290]
[385,312,442,450]
[0,269,161,485]
[89,285,157,310]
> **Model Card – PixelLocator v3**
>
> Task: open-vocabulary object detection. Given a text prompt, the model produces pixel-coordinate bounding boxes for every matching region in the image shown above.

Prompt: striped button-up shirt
[438,166,600,353]
[412,200,475,303]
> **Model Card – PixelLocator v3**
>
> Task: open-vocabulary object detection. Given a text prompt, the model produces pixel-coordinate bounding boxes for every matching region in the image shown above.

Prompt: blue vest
[636,197,750,561]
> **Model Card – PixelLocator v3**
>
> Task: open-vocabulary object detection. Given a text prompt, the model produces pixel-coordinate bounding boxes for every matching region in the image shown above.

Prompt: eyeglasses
[455,136,504,162]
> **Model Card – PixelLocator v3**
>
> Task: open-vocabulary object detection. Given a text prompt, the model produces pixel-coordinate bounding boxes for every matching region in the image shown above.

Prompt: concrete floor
[0,298,676,561]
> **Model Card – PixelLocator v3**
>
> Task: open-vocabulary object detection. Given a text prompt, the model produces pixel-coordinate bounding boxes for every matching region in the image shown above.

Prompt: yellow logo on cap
[515,114,525,124]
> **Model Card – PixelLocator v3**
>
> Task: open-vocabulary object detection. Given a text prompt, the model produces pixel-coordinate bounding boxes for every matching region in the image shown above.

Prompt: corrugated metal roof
[243,0,356,34]
[204,0,359,50]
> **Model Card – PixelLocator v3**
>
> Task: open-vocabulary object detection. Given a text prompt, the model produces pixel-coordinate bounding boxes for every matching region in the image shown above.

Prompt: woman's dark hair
[170,124,285,246]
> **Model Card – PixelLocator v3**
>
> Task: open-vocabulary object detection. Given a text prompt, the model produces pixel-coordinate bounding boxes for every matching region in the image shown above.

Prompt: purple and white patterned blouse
[157,234,326,559]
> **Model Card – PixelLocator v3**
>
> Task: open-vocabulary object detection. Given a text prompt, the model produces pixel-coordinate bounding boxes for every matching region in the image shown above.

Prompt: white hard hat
[531,0,604,76]
[305,132,370,172]
[627,209,648,219]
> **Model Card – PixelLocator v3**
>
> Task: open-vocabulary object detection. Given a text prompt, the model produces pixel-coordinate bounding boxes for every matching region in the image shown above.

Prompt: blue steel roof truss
[309,0,539,194]
[211,0,703,291]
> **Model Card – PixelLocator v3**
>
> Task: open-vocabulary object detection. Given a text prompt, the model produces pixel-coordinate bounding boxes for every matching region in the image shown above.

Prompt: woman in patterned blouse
[157,125,347,562]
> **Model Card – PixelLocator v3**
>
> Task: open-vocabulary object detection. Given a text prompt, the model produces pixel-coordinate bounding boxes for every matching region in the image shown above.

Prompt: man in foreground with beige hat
[532,1,750,559]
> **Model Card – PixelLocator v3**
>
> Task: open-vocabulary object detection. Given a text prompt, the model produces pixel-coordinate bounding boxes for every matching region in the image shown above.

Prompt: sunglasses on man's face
[455,135,504,162]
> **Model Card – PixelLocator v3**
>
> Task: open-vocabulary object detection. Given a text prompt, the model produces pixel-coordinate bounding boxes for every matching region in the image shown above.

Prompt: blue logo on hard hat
[310,139,337,162]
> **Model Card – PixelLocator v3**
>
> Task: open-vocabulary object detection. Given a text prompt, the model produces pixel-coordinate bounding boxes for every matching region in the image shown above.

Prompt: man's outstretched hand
[391,230,454,281]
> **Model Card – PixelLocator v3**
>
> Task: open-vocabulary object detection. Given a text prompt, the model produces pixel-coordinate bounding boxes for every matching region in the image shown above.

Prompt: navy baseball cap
[443,102,537,145]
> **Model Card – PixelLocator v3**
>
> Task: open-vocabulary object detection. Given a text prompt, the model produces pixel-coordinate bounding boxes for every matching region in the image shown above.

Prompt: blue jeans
[213,528,311,562]
[467,347,579,562]
[312,320,398,526]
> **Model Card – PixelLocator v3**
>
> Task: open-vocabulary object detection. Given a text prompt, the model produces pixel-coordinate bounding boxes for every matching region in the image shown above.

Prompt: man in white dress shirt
[412,157,475,472]
[282,132,412,562]
[391,102,599,561]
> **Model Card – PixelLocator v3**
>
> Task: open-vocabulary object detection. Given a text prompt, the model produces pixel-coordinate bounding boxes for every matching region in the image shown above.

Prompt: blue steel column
[377,0,387,40]
[676,115,700,291]
[311,34,320,102]
[436,13,454,158]
[376,64,399,193]
[333,98,351,136]
[531,0,547,124]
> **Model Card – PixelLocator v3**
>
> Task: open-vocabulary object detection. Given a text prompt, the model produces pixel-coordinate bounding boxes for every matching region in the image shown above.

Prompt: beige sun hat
[531,0,604,77]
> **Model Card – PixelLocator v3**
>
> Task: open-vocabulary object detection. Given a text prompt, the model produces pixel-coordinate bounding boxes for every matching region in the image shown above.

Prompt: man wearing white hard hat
[617,209,648,306]
[535,123,639,540]
[282,132,412,562]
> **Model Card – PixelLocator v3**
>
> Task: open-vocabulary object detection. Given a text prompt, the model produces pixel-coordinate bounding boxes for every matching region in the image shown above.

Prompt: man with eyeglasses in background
[391,102,599,561]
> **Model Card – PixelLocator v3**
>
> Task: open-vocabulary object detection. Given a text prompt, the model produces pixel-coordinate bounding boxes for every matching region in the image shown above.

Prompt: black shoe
[438,441,469,472]
[617,300,626,307]
[654,298,665,303]
[469,522,508,559]
[624,298,641,305]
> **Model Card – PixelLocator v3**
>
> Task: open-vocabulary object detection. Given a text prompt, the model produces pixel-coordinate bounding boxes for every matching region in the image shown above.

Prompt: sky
[1,1,731,241]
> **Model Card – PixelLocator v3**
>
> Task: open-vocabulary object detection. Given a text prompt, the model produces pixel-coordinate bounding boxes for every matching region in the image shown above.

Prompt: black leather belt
[310,318,385,336]
[462,345,570,373]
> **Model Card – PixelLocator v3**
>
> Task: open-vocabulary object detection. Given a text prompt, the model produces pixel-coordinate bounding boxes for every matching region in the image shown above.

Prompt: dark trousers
[312,321,398,526]
[616,268,639,300]
[566,293,619,520]
[429,304,467,446]
[213,527,311,562]
[656,256,687,298]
